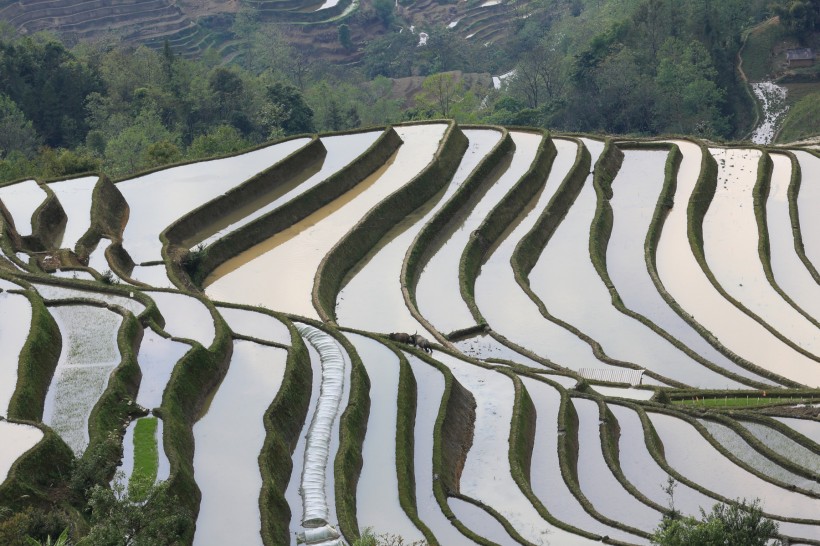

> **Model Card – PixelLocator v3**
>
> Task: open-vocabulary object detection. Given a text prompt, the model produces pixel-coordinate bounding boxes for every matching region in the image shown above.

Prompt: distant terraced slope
[1,123,820,546]
[0,0,548,64]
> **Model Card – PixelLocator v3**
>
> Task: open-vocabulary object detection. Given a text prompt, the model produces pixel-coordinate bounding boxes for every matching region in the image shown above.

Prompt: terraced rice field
[1,123,820,545]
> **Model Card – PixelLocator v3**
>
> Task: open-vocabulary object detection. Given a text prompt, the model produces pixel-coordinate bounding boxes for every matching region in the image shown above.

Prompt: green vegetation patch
[740,18,785,82]
[129,417,160,502]
[777,91,820,144]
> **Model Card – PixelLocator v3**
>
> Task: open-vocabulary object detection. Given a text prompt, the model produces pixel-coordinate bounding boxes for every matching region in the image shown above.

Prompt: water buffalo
[388,332,415,345]
[412,334,433,353]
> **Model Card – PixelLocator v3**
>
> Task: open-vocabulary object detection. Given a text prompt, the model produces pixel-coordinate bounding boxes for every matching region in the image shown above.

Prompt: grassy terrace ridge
[259,318,311,546]
[787,149,820,285]
[459,129,556,326]
[635,401,820,532]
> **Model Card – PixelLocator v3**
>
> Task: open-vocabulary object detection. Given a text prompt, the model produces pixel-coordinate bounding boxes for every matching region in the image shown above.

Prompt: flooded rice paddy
[4,127,820,545]
[0,292,31,415]
[119,137,310,264]
[193,340,287,546]
[705,148,820,357]
[0,179,46,235]
[766,153,820,322]
[349,334,424,541]
[43,305,122,455]
[655,141,820,387]
[47,175,98,249]
[205,124,446,319]
[0,421,43,484]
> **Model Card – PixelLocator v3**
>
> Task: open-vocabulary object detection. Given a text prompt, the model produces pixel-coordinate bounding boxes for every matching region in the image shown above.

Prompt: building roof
[786,48,816,61]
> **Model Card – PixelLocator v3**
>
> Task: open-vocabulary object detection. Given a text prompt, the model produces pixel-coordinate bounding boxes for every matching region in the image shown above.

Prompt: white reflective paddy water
[43,305,123,455]
[654,141,820,387]
[0,292,31,416]
[572,397,662,534]
[0,421,43,485]
[348,334,423,541]
[128,264,175,289]
[205,124,446,319]
[0,179,46,236]
[436,351,594,545]
[705,148,820,357]
[476,138,604,373]
[47,175,98,249]
[196,131,382,249]
[405,353,481,545]
[417,131,534,335]
[699,419,820,494]
[532,139,709,385]
[337,129,501,334]
[147,291,215,347]
[447,498,518,546]
[774,417,820,447]
[118,137,310,264]
[795,151,820,273]
[135,328,191,410]
[453,333,542,367]
[766,153,820,322]
[522,378,649,544]
[217,306,291,345]
[607,148,761,387]
[739,420,820,477]
[648,412,820,524]
[193,340,286,546]
[608,403,718,518]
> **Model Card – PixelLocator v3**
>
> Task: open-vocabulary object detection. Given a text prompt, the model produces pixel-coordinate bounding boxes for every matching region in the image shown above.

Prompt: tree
[339,24,353,50]
[266,82,315,134]
[417,73,463,118]
[773,0,820,39]
[0,94,40,158]
[652,497,780,546]
[78,480,189,546]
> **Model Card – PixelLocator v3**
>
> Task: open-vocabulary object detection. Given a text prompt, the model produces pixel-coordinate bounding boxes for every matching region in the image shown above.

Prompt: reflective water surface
[193,341,287,546]
[205,124,446,319]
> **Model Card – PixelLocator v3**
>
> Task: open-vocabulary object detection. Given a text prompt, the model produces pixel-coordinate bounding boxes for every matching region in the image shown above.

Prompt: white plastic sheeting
[295,324,348,528]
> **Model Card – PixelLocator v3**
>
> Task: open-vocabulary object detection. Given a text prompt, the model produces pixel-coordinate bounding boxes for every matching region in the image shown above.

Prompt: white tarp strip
[296,324,347,528]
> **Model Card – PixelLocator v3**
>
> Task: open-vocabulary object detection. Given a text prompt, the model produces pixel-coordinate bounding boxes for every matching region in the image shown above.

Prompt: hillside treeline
[0,0,807,183]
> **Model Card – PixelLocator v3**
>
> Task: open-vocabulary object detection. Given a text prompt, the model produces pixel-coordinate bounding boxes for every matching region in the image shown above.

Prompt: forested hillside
[0,0,818,184]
